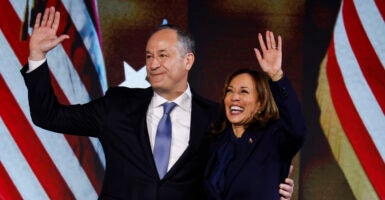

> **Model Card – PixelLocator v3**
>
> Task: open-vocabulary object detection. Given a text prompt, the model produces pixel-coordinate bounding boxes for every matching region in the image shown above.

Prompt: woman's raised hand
[253,31,283,81]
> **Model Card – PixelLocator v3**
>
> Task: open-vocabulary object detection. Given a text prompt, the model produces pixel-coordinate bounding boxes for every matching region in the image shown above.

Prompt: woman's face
[224,73,261,127]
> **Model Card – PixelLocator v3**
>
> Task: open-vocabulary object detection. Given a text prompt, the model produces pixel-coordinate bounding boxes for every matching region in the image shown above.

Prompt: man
[22,7,294,199]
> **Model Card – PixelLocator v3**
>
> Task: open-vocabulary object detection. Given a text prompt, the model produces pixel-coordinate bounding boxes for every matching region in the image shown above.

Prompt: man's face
[145,29,193,98]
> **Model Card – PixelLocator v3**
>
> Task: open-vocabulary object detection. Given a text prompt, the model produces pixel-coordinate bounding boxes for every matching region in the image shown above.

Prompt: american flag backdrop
[316,0,385,199]
[0,0,107,199]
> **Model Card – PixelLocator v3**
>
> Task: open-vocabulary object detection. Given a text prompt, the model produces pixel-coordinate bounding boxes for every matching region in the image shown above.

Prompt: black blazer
[22,62,219,200]
[204,77,306,200]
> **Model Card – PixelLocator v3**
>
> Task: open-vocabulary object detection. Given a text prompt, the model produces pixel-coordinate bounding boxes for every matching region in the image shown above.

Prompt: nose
[230,93,240,101]
[147,57,160,70]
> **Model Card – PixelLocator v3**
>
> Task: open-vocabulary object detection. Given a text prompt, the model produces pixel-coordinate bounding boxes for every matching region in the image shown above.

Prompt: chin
[228,118,242,124]
[149,80,163,88]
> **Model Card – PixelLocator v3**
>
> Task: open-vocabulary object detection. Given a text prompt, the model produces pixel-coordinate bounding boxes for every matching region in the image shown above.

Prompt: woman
[204,31,306,199]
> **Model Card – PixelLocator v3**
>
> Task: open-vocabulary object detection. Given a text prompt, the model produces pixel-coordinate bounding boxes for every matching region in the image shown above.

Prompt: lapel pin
[248,138,253,144]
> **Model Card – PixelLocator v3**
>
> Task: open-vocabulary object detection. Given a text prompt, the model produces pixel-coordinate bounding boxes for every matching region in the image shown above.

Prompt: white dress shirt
[27,58,46,72]
[147,87,192,171]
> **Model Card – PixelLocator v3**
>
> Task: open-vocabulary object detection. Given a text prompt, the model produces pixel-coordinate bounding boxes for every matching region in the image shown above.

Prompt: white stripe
[61,0,108,92]
[0,117,49,200]
[10,0,106,168]
[333,3,385,162]
[0,31,98,200]
[353,0,385,69]
[47,48,92,104]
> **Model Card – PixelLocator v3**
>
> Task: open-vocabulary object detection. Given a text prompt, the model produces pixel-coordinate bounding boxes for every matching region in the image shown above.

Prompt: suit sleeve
[21,61,107,137]
[269,76,307,159]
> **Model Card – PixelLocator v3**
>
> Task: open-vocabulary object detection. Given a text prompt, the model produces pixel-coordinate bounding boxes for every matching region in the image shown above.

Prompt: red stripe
[374,0,385,21]
[343,0,385,113]
[49,73,104,193]
[63,135,104,193]
[0,75,75,199]
[0,0,104,194]
[0,2,29,61]
[0,162,23,200]
[326,40,385,198]
[47,0,103,99]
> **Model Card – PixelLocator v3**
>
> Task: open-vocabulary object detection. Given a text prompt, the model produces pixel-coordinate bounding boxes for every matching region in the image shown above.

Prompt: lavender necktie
[153,102,177,179]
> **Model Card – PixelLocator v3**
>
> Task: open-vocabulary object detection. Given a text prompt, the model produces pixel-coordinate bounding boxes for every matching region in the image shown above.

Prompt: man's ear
[185,52,195,70]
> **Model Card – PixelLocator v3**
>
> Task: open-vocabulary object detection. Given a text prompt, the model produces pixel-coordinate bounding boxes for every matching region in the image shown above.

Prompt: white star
[119,61,150,88]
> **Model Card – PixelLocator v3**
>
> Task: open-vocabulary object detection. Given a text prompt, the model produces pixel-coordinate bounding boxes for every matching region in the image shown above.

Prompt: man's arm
[22,7,103,136]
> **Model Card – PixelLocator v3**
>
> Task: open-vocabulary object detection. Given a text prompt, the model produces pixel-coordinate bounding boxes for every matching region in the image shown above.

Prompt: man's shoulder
[103,86,153,104]
[191,90,218,107]
[190,90,220,120]
[106,86,152,96]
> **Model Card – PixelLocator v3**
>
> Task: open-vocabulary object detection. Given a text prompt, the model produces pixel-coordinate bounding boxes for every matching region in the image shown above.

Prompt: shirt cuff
[27,58,46,73]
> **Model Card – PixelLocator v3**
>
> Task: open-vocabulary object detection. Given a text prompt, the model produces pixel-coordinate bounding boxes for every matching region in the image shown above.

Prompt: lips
[149,71,165,76]
[148,72,165,82]
[229,105,244,114]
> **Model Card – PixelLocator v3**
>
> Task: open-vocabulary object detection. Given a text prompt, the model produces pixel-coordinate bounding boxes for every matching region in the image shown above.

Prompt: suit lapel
[135,88,160,178]
[165,94,210,178]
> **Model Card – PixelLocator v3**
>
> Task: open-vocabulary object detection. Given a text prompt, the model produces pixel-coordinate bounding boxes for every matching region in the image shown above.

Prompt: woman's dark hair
[212,68,280,134]
[149,24,195,55]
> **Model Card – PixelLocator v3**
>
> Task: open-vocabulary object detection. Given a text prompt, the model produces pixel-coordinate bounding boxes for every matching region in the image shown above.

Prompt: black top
[204,77,307,200]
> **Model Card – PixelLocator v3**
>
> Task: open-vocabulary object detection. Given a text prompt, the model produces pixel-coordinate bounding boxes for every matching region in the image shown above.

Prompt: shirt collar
[152,84,192,111]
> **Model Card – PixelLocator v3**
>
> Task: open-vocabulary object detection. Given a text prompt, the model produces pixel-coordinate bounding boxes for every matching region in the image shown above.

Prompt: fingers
[267,30,281,50]
[257,30,280,51]
[265,30,272,49]
[35,7,57,28]
[284,177,294,187]
[258,33,267,52]
[279,188,292,200]
[279,178,294,200]
[279,182,294,193]
[55,35,70,45]
[277,34,282,51]
[288,164,294,177]
[279,182,293,199]
[40,7,50,27]
[45,7,56,28]
[47,7,56,27]
[269,31,275,49]
[280,196,291,200]
[52,11,61,31]
[34,13,42,29]
[253,48,262,61]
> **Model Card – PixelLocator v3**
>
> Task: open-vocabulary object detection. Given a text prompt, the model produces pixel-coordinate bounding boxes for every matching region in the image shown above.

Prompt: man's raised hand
[29,6,69,61]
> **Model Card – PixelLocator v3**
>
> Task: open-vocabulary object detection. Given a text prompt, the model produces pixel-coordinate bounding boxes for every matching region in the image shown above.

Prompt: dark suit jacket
[204,77,306,200]
[21,62,219,200]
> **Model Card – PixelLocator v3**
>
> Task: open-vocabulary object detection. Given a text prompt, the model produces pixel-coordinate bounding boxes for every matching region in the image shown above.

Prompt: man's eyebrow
[145,49,167,54]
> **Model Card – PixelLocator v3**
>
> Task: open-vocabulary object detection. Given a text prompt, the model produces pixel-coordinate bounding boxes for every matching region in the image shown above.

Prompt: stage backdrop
[1,0,384,199]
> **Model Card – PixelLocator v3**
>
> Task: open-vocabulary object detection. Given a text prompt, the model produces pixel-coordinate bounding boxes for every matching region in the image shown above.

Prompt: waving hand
[29,7,69,61]
[253,31,283,81]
